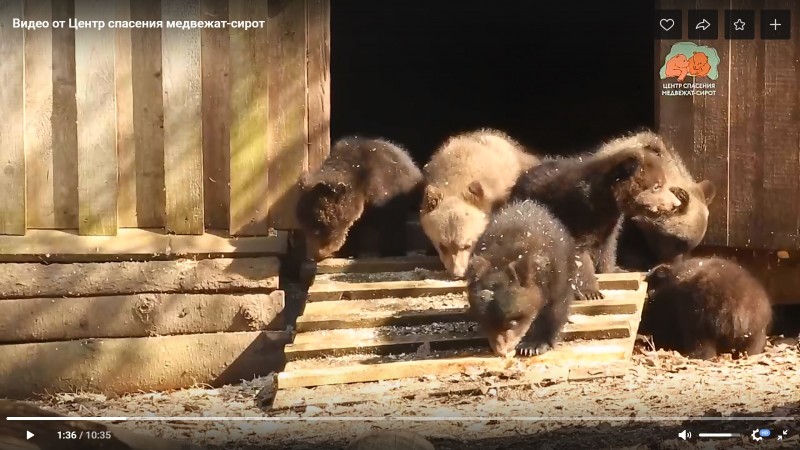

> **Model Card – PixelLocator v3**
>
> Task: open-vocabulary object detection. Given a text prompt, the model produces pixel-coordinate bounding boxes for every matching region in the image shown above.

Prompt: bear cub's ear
[467,255,491,280]
[421,185,443,213]
[464,181,486,205]
[698,180,716,204]
[614,154,643,181]
[312,181,348,197]
[645,263,673,283]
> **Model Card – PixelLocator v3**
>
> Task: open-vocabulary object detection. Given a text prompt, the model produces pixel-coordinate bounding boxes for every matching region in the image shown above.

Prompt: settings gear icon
[751,429,763,442]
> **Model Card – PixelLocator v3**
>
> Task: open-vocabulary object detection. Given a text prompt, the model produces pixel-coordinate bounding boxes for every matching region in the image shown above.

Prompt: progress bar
[5,416,797,422]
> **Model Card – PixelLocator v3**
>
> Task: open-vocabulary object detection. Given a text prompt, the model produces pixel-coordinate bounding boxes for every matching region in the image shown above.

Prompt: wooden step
[271,361,630,410]
[307,272,642,302]
[277,337,633,389]
[285,315,638,361]
[313,256,443,274]
[296,290,644,331]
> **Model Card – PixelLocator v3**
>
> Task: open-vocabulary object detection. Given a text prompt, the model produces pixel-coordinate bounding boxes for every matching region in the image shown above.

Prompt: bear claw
[516,341,553,357]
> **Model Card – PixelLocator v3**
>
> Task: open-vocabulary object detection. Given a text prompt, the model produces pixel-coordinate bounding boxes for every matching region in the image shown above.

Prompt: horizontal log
[285,318,635,360]
[277,338,631,389]
[0,291,285,343]
[0,331,289,399]
[271,362,629,410]
[0,228,288,262]
[0,257,279,299]
[296,291,645,332]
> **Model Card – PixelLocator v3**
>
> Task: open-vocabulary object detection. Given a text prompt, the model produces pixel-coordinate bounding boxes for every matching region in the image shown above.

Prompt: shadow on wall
[330,0,656,162]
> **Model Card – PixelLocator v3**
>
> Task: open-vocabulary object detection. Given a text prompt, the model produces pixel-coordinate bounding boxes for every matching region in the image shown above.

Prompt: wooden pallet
[271,256,646,409]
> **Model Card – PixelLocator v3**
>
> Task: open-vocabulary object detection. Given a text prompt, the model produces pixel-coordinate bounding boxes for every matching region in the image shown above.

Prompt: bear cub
[296,136,423,260]
[466,200,578,357]
[509,146,682,300]
[641,257,773,359]
[420,129,539,278]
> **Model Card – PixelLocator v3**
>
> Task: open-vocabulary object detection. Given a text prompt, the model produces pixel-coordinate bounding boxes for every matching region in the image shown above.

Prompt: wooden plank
[130,0,166,228]
[0,291,285,343]
[272,362,628,410]
[0,228,288,261]
[307,273,642,301]
[277,338,631,389]
[306,0,330,172]
[727,0,764,248]
[161,0,204,234]
[0,331,289,399]
[0,0,26,235]
[74,0,118,236]
[266,0,308,230]
[0,257,280,299]
[313,255,444,274]
[51,0,79,230]
[114,0,136,228]
[228,0,270,236]
[295,292,644,332]
[285,319,635,360]
[200,0,230,230]
[23,0,55,229]
[760,0,800,249]
[691,0,729,246]
[307,279,467,302]
[655,0,695,215]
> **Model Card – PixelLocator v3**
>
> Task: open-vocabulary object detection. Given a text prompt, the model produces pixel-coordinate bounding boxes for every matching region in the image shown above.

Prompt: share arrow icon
[696,19,711,30]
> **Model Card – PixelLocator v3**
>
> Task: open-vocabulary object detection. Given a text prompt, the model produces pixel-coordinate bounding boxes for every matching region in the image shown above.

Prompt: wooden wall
[657,0,800,251]
[0,0,330,238]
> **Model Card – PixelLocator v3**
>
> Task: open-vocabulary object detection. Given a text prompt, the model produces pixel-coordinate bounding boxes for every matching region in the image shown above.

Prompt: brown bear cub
[509,146,682,300]
[421,129,539,278]
[466,200,578,357]
[296,136,423,261]
[598,131,717,271]
[641,257,772,359]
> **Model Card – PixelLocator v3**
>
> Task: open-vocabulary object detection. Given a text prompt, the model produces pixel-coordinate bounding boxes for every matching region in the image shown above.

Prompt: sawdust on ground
[32,338,800,450]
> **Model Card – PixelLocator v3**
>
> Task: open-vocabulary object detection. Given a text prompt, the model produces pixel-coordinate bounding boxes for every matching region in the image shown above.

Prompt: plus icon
[761,10,791,40]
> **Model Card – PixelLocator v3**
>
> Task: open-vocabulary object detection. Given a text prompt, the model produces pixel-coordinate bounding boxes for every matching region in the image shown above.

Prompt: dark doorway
[330,0,656,162]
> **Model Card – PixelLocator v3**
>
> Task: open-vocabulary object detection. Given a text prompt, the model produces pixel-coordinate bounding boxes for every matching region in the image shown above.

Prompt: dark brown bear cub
[296,136,423,260]
[466,200,578,357]
[509,147,681,300]
[641,257,773,359]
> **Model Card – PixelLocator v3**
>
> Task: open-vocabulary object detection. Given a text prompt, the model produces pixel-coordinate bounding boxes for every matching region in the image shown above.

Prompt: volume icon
[678,430,691,440]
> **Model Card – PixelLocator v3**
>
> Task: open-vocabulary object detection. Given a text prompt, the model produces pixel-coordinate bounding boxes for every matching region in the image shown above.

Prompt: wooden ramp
[271,256,646,409]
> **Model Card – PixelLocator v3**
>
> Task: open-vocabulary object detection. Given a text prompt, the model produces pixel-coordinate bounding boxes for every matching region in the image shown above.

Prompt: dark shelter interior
[330,0,656,161]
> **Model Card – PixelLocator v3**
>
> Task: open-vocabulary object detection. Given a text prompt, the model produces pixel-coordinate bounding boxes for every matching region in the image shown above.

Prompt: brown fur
[421,129,540,277]
[641,257,772,359]
[296,136,423,260]
[509,146,681,299]
[466,200,577,357]
[598,131,717,270]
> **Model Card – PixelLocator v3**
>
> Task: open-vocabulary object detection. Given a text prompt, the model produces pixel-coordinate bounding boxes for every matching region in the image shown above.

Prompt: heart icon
[660,18,675,31]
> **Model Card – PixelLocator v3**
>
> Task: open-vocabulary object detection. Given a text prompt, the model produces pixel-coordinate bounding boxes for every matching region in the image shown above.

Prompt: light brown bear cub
[641,257,772,359]
[421,129,539,278]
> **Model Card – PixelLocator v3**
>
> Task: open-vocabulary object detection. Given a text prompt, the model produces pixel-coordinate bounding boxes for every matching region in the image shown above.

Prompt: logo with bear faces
[659,42,720,97]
